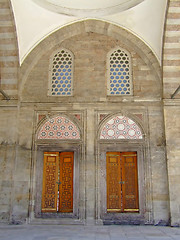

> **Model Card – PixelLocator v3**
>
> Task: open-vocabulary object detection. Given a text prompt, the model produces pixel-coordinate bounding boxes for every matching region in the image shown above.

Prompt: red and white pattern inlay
[38,116,80,139]
[100,116,143,139]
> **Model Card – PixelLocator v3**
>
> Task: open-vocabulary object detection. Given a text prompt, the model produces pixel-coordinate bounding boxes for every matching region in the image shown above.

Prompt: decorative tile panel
[38,116,80,139]
[100,116,143,139]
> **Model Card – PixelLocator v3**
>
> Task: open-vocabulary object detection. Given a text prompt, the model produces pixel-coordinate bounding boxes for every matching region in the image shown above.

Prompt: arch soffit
[36,114,81,140]
[19,19,161,96]
[98,112,145,140]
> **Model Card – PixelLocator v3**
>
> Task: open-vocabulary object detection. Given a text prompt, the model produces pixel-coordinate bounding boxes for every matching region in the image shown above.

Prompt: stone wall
[0,105,32,224]
[0,13,171,225]
[164,105,180,226]
[163,0,180,226]
[0,0,18,99]
[0,0,20,223]
[21,32,161,102]
[17,21,169,225]
[0,107,17,222]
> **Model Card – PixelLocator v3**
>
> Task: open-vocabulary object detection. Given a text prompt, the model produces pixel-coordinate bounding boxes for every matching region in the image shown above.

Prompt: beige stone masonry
[163,0,180,226]
[0,0,19,99]
[0,6,173,226]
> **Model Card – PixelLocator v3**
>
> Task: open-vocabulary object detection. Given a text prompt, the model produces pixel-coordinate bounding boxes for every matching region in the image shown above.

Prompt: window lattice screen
[107,48,132,95]
[49,49,73,96]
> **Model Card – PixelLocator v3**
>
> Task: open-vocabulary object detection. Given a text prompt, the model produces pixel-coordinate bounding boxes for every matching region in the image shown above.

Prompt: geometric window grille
[49,48,73,96]
[100,115,143,139]
[37,116,80,140]
[107,48,133,95]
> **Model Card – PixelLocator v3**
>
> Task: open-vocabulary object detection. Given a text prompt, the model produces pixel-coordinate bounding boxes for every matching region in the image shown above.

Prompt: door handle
[56,181,61,185]
[119,181,125,184]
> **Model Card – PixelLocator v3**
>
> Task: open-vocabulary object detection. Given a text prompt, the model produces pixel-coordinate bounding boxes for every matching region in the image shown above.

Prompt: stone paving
[0,225,180,240]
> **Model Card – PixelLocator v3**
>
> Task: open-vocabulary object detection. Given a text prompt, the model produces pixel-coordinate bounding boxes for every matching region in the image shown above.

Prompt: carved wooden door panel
[41,152,59,212]
[59,152,74,213]
[41,152,74,213]
[107,152,121,212]
[121,152,139,212]
[106,152,139,213]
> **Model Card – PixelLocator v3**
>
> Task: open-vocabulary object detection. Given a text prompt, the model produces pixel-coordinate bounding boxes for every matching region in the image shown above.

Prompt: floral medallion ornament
[38,116,80,139]
[100,116,143,139]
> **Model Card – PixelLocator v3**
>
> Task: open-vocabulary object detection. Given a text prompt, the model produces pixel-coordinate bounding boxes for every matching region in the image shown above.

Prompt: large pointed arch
[20,19,161,98]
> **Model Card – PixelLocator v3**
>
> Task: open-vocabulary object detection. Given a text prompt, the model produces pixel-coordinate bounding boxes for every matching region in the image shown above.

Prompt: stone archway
[29,114,85,224]
[96,113,151,225]
[17,18,167,226]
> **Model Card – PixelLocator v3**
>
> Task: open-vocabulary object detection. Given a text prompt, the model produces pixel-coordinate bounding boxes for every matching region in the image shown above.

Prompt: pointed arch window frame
[48,48,74,96]
[107,47,133,96]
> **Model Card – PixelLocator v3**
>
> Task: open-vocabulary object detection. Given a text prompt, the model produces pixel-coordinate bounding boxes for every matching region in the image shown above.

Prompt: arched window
[49,48,73,96]
[107,48,133,95]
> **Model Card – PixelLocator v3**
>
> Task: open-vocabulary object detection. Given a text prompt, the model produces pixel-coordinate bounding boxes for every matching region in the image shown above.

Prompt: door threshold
[29,218,84,225]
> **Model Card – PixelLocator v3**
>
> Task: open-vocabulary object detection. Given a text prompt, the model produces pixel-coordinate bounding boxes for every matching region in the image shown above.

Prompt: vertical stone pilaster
[0,0,19,99]
[163,0,180,226]
[85,108,96,224]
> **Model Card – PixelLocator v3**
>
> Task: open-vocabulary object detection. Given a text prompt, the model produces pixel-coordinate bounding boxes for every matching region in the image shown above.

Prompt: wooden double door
[107,152,139,213]
[41,152,74,213]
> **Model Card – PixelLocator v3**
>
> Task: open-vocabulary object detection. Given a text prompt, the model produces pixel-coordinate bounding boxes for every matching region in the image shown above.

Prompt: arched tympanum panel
[100,115,143,139]
[37,116,80,140]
